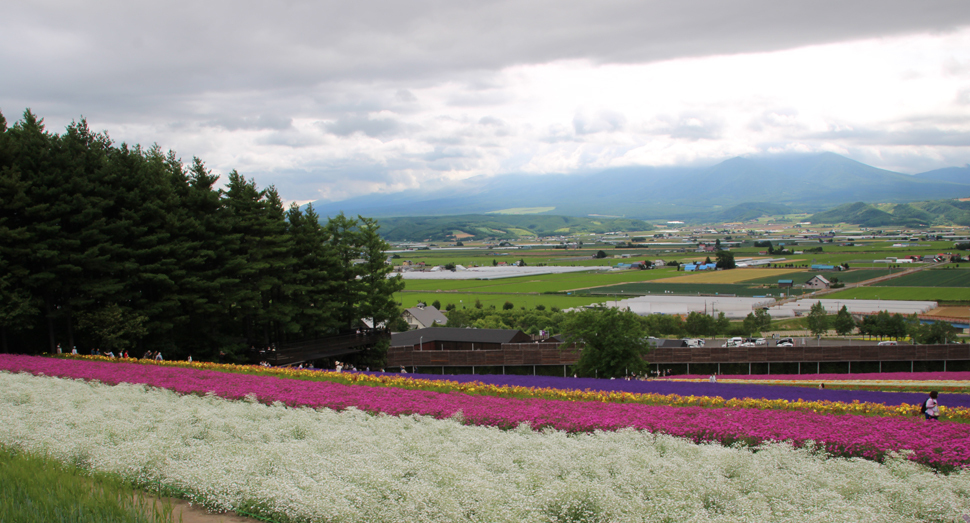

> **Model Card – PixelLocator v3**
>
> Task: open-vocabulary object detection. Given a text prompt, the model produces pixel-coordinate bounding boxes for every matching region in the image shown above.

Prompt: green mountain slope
[808,199,970,227]
[375,215,651,241]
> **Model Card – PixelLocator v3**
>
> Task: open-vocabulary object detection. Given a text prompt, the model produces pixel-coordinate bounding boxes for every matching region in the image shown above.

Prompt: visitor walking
[923,391,940,421]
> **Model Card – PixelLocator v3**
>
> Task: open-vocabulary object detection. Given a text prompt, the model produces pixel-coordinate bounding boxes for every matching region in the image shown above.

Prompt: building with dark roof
[391,327,532,351]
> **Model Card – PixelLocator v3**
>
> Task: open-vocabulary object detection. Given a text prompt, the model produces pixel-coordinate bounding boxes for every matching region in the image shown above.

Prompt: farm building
[805,275,830,289]
[391,328,533,351]
[810,264,836,270]
[402,305,448,330]
[778,279,793,289]
[683,263,717,271]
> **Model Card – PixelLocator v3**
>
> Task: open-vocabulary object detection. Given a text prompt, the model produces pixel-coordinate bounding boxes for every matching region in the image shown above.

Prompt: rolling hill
[376,215,651,242]
[808,200,970,227]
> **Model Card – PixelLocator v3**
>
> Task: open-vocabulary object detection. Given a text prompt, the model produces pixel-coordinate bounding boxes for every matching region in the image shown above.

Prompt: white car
[877,340,898,346]
[776,341,794,347]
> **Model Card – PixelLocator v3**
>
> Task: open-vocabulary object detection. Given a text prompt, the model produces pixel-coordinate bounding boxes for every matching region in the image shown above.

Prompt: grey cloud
[3,0,968,135]
[4,0,968,99]
[322,114,405,138]
[208,114,293,131]
[255,129,323,148]
[395,90,417,103]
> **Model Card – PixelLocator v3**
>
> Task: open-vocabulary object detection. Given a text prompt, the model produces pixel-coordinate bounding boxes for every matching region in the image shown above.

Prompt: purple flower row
[673,371,970,382]
[3,355,968,469]
[367,371,970,409]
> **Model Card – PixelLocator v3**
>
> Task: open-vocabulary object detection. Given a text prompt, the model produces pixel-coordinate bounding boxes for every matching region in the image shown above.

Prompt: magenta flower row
[2,355,967,469]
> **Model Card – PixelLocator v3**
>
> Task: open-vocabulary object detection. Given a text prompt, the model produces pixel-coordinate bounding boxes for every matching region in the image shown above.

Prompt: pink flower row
[3,355,967,470]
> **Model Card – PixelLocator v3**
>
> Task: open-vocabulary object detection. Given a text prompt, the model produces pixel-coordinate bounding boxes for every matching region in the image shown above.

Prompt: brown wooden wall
[387,342,970,367]
[388,342,578,367]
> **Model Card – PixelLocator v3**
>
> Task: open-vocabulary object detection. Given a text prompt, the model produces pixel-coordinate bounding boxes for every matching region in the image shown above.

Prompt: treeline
[0,111,402,360]
[441,307,772,338]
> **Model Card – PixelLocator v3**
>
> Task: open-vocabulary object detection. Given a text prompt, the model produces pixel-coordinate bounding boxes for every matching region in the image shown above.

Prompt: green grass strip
[0,446,178,523]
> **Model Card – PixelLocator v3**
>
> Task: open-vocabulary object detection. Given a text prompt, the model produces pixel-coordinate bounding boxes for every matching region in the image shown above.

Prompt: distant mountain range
[309,153,970,221]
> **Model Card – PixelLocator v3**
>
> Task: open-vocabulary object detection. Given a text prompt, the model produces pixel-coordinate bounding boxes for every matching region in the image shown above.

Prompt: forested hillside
[376,214,650,241]
[808,200,970,227]
[0,111,402,360]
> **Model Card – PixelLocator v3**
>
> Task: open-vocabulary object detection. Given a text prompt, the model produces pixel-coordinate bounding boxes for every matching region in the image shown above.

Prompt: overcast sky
[3,0,969,204]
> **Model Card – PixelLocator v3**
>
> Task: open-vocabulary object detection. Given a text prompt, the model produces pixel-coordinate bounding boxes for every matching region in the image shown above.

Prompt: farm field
[925,306,970,319]
[2,355,970,523]
[576,282,811,297]
[653,268,806,284]
[402,268,679,293]
[874,269,970,287]
[825,286,970,302]
[397,291,607,310]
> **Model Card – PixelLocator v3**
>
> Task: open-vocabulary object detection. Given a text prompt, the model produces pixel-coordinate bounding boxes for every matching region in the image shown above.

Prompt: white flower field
[2,371,969,522]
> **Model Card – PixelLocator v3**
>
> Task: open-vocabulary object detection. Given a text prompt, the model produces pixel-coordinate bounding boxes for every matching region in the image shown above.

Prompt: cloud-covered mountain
[308,153,970,220]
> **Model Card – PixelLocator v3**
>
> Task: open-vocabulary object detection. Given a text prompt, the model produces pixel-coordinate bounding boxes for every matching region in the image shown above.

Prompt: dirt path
[142,495,263,523]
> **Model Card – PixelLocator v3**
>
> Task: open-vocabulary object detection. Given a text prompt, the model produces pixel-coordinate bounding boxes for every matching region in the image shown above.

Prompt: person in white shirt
[924,391,940,421]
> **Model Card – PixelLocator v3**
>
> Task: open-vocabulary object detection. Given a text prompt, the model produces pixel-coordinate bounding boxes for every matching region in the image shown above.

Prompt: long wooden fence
[386,342,970,374]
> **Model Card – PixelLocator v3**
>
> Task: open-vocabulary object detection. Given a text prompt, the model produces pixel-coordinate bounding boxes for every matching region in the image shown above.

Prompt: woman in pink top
[924,391,940,421]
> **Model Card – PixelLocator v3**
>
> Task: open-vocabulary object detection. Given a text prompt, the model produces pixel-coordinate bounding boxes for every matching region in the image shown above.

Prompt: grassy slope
[0,447,174,523]
[874,269,970,287]
[824,287,970,301]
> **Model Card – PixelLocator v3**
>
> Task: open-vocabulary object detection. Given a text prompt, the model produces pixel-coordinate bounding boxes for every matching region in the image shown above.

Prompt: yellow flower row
[55,355,970,422]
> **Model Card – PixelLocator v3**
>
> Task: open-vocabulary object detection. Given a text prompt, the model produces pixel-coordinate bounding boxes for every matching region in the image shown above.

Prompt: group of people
[140,350,164,361]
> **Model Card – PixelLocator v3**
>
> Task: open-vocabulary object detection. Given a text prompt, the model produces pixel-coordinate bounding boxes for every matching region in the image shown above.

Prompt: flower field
[4,355,970,470]
[51,354,970,419]
[2,369,970,522]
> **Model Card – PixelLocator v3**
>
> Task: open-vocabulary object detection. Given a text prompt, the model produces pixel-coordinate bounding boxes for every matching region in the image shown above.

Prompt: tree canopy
[806,301,829,338]
[0,110,402,360]
[560,307,652,378]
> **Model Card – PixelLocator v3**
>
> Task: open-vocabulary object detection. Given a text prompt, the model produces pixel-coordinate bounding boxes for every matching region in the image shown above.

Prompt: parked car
[683,338,705,348]
[754,338,767,346]
[722,337,744,348]
[740,342,757,347]
[776,337,795,347]
[877,340,898,346]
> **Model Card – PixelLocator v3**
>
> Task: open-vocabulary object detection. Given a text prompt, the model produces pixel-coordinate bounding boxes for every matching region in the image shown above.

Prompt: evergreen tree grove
[0,110,399,361]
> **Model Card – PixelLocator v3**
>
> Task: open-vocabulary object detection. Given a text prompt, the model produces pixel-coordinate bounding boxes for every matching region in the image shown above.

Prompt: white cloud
[2,2,969,201]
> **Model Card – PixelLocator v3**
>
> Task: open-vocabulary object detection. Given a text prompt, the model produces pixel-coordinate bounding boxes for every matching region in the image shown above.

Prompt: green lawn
[830,269,894,283]
[740,269,892,285]
[402,268,680,293]
[824,286,970,301]
[874,269,970,288]
[574,282,812,297]
[396,292,609,310]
